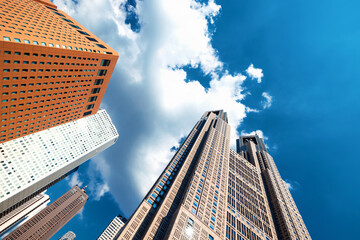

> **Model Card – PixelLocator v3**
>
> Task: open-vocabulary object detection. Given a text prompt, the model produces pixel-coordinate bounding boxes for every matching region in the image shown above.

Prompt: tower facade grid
[0,0,118,143]
[4,186,88,240]
[98,214,127,240]
[117,110,311,240]
[0,109,118,217]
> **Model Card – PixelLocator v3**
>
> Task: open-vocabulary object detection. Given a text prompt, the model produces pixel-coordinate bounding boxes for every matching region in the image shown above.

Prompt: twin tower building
[0,0,311,239]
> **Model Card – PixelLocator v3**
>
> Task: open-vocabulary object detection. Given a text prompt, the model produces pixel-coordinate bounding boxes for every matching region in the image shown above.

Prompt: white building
[58,231,76,240]
[0,109,118,216]
[97,215,126,240]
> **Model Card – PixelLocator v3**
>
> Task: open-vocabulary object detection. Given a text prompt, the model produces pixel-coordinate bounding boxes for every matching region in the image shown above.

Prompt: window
[94,79,104,85]
[77,30,89,36]
[88,96,97,102]
[86,37,98,42]
[33,41,39,45]
[97,70,107,76]
[70,24,81,29]
[96,44,107,49]
[83,111,92,116]
[3,36,10,41]
[61,18,73,23]
[100,59,111,66]
[24,39,30,44]
[53,11,65,17]
[14,38,21,43]
[86,104,94,110]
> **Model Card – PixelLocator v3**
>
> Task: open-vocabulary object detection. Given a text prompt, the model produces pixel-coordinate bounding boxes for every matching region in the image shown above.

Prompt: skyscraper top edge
[1,0,119,57]
[201,110,228,123]
[32,0,57,9]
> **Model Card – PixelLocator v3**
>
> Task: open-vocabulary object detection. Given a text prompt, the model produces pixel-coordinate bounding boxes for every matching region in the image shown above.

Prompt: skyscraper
[0,0,118,143]
[0,109,118,218]
[0,192,49,237]
[59,231,76,240]
[237,136,311,240]
[98,214,127,240]
[3,186,88,240]
[117,110,311,240]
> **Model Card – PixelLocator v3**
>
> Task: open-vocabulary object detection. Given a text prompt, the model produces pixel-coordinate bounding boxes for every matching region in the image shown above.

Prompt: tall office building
[98,214,127,240]
[59,231,76,240]
[117,110,311,240]
[4,186,88,240]
[0,109,118,217]
[237,136,311,240]
[0,192,49,236]
[0,0,118,143]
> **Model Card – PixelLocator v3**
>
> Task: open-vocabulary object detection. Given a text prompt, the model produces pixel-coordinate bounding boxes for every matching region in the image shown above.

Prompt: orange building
[0,0,118,143]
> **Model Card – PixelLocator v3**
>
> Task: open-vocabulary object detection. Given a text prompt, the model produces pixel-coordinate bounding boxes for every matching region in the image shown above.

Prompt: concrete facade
[0,0,118,143]
[116,110,311,240]
[58,231,76,240]
[237,136,311,240]
[0,109,118,217]
[98,214,127,240]
[4,186,87,240]
[0,192,49,236]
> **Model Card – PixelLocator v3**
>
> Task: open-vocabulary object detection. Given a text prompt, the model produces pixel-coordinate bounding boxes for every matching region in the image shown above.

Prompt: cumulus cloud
[284,179,300,192]
[262,92,272,109]
[54,0,267,216]
[285,181,294,190]
[240,130,268,140]
[68,172,83,188]
[77,207,85,220]
[86,158,111,201]
[246,64,264,83]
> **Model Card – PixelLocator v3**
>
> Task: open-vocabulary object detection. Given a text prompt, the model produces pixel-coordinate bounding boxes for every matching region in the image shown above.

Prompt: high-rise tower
[117,110,311,240]
[58,231,76,240]
[237,136,311,240]
[0,192,49,237]
[0,109,118,217]
[98,214,127,240]
[3,186,88,240]
[0,0,118,143]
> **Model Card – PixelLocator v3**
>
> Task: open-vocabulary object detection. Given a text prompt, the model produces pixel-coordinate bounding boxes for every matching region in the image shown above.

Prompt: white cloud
[245,106,260,113]
[246,64,264,83]
[284,179,299,192]
[240,130,268,140]
[54,0,268,215]
[86,157,111,201]
[77,207,85,220]
[68,172,83,188]
[262,92,272,109]
[285,181,294,190]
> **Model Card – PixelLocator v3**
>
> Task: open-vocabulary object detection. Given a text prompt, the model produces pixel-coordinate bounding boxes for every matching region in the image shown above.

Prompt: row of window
[2,50,100,61]
[0,0,97,48]
[3,35,107,51]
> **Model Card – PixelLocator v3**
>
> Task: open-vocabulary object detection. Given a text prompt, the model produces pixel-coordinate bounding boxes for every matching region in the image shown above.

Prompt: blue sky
[48,0,359,239]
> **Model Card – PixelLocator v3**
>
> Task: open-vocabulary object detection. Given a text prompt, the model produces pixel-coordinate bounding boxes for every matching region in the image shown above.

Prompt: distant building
[4,186,87,240]
[98,214,127,240]
[59,231,76,240]
[117,110,311,240]
[0,109,118,218]
[0,0,118,144]
[0,192,49,237]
